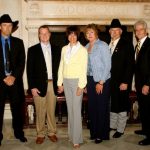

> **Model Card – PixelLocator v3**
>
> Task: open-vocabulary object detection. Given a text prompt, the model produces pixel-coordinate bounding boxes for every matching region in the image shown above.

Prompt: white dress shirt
[109,38,120,55]
[41,42,52,79]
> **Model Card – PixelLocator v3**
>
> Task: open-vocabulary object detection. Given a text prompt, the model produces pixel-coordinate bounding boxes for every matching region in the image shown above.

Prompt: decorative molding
[144,5,150,16]
[29,2,40,15]
[25,0,150,2]
[27,1,148,20]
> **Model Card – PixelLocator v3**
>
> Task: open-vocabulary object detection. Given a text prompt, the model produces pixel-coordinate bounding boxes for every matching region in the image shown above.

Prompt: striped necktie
[135,41,140,59]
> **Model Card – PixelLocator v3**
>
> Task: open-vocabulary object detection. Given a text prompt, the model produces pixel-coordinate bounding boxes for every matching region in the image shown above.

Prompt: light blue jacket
[86,39,111,83]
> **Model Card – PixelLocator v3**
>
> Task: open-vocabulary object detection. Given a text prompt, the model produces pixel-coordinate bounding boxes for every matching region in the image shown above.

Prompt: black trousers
[136,91,150,139]
[87,76,110,140]
[0,82,24,140]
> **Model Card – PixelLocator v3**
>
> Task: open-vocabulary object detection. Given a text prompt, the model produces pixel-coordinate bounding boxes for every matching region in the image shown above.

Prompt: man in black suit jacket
[0,14,27,145]
[109,19,134,138]
[134,20,150,146]
[27,25,60,144]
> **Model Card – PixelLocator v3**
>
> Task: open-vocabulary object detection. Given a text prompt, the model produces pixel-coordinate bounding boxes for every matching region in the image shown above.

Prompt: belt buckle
[48,79,53,82]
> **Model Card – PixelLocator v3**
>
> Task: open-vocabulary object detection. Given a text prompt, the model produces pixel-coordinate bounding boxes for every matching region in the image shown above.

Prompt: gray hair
[134,20,148,30]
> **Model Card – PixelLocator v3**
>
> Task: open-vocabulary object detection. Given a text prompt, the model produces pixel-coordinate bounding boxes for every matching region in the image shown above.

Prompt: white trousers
[110,112,128,133]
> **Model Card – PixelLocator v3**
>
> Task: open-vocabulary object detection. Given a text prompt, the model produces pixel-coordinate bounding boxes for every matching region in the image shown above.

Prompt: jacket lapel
[136,37,149,61]
[0,35,5,72]
[112,39,121,56]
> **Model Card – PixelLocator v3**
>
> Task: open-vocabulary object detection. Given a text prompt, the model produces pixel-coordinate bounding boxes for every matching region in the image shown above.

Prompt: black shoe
[138,138,150,146]
[134,130,145,135]
[16,136,27,142]
[95,138,103,144]
[113,132,123,138]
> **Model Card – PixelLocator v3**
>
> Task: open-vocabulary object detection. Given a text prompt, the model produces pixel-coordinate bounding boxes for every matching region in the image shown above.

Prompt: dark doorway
[50,25,133,48]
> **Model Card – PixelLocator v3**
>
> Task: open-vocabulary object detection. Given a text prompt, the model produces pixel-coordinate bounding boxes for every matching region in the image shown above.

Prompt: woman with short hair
[57,25,88,148]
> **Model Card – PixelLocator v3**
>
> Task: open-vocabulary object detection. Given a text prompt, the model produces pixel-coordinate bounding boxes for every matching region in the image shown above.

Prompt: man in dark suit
[134,20,150,146]
[0,14,27,146]
[27,25,60,144]
[109,19,134,138]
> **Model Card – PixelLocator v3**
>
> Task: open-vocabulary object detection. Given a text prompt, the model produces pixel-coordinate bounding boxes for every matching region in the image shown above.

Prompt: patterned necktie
[5,39,11,73]
[135,41,140,60]
[110,41,114,54]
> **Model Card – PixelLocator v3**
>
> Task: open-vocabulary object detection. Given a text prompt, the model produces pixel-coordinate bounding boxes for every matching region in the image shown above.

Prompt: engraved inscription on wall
[27,1,145,19]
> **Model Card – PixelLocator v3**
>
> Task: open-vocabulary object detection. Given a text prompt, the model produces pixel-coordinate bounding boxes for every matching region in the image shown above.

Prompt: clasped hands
[3,75,15,86]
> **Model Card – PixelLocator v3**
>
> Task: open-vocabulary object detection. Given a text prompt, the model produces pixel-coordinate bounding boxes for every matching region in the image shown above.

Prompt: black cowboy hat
[0,14,19,29]
[109,19,122,29]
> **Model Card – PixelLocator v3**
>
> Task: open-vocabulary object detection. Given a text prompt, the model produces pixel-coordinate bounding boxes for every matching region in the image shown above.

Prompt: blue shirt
[1,36,11,75]
[86,39,111,83]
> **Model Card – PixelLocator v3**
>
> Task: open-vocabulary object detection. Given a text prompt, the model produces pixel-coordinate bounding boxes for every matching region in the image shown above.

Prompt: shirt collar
[41,42,51,49]
[1,35,10,43]
[110,38,120,46]
[139,36,147,48]
[68,41,80,49]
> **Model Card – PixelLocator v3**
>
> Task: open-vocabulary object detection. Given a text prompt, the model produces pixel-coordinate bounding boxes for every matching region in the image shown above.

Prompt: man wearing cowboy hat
[0,14,27,145]
[109,19,134,138]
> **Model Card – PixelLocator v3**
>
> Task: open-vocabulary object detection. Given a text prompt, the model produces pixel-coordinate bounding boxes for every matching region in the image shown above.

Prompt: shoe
[73,144,80,148]
[138,138,150,146]
[113,132,123,138]
[48,135,58,142]
[16,136,27,142]
[134,130,145,135]
[95,138,103,144]
[36,137,45,144]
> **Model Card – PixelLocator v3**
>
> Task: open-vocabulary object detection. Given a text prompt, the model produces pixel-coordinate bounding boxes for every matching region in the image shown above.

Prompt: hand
[83,87,87,93]
[31,88,40,97]
[76,87,83,96]
[58,86,64,94]
[3,75,15,86]
[142,85,149,95]
[96,83,103,94]
[120,83,128,91]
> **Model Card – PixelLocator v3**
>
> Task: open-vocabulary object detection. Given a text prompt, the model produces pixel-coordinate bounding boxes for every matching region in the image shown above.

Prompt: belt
[48,79,53,82]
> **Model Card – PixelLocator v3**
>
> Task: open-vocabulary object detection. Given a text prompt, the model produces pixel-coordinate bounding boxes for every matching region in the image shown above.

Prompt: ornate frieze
[143,5,150,16]
[27,1,150,20]
[25,0,150,2]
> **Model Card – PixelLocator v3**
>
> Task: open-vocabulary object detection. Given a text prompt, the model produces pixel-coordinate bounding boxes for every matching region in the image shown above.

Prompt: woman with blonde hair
[84,23,111,144]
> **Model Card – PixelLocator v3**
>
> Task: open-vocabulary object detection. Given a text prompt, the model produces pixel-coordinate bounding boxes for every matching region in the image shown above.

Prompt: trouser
[110,112,128,133]
[87,76,110,140]
[34,82,56,137]
[0,83,24,140]
[63,78,83,144]
[137,91,150,139]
